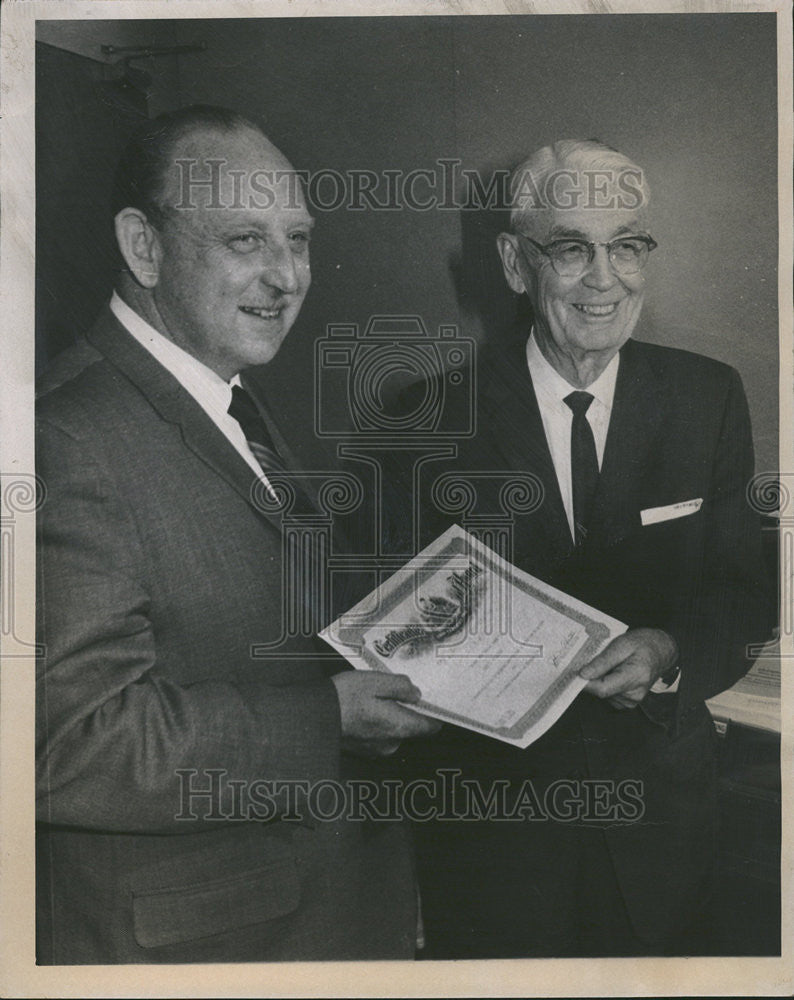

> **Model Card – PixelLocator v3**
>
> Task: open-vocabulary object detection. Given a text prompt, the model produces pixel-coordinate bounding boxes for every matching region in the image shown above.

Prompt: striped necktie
[228,384,286,476]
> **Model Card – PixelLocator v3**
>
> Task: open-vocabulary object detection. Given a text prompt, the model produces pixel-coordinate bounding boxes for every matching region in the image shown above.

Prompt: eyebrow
[214,213,316,235]
[544,226,588,240]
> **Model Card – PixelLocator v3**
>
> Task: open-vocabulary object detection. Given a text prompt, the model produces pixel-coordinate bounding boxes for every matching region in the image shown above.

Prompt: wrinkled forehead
[519,204,651,244]
[160,126,309,217]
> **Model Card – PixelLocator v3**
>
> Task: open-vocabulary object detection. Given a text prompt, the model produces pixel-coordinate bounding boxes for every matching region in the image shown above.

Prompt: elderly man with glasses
[401,139,773,958]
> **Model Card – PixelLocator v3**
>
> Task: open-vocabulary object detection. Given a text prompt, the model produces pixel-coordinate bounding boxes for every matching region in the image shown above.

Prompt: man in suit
[400,139,774,957]
[35,104,439,963]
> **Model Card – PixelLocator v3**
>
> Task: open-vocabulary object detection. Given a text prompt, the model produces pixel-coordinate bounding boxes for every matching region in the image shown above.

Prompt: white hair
[508,139,650,231]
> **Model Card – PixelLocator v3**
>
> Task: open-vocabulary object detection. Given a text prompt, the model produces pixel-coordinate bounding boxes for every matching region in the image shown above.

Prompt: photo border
[2,1,791,995]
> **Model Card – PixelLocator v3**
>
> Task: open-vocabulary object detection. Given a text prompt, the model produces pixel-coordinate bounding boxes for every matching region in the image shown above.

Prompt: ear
[114,208,162,289]
[496,232,528,295]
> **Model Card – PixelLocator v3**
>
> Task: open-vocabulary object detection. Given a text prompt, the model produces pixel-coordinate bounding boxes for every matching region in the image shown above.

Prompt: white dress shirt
[525,331,619,543]
[110,292,274,489]
[525,331,679,694]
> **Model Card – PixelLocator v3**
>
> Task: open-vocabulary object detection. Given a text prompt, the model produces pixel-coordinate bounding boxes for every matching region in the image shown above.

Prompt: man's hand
[331,671,441,755]
[578,628,679,709]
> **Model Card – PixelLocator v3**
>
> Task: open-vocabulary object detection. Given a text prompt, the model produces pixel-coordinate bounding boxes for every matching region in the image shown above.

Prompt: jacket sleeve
[664,368,776,714]
[36,417,343,834]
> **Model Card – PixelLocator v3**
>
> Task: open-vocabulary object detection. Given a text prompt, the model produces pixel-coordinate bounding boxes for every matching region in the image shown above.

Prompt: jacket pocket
[132,855,300,949]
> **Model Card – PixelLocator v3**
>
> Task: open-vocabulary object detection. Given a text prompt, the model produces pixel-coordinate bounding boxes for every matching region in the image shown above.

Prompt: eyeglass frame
[515,231,658,277]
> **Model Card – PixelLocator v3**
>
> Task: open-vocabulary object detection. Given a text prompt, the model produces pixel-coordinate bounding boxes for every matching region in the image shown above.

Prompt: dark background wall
[36,14,779,472]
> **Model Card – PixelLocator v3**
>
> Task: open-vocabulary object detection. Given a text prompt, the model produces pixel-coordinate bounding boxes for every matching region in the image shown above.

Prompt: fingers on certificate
[331,670,443,742]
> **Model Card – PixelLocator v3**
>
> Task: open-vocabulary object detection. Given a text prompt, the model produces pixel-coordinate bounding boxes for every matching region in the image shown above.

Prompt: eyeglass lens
[550,238,651,277]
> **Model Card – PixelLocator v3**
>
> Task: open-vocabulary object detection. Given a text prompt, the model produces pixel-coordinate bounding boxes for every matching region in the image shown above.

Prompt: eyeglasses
[516,233,658,278]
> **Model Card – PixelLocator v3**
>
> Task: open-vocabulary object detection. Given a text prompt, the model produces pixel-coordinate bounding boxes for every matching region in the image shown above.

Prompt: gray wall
[37,14,779,471]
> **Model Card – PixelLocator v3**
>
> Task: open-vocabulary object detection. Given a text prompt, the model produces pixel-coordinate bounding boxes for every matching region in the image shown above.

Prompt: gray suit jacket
[36,307,416,963]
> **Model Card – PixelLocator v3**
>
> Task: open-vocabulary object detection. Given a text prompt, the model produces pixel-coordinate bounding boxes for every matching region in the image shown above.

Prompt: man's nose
[581,246,618,291]
[259,243,300,294]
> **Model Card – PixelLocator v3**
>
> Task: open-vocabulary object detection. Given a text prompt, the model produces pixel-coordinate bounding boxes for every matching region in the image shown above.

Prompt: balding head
[112,105,313,379]
[112,105,270,229]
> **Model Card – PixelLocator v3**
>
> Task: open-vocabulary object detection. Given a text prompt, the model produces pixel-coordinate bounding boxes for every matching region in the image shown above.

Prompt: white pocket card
[640,498,703,526]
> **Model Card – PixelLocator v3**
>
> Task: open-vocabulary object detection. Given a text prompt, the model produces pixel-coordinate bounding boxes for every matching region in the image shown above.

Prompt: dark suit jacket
[391,333,773,949]
[35,307,417,963]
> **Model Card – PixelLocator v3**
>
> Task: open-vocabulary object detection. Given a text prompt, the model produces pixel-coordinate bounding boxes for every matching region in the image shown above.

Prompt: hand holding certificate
[321,525,627,749]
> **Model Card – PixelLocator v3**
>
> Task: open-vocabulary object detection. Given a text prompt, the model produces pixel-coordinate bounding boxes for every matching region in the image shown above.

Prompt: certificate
[320,525,626,748]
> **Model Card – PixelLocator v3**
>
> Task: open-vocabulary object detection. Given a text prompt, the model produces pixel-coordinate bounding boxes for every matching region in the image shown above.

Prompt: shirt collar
[110,291,235,411]
[525,328,620,411]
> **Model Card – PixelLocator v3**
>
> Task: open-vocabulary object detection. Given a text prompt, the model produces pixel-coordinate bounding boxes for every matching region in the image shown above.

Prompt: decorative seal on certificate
[373,563,484,657]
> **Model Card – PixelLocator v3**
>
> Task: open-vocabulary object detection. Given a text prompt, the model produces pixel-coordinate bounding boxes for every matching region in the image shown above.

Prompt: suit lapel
[479,336,667,558]
[85,308,288,534]
[479,338,574,560]
[588,338,667,547]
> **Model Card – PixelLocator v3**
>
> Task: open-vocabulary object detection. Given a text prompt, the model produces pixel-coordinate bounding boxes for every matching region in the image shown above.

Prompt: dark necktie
[228,384,286,476]
[564,390,599,546]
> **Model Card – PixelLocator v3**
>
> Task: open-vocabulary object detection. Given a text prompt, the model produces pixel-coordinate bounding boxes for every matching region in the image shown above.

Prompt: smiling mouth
[240,305,283,320]
[572,302,620,317]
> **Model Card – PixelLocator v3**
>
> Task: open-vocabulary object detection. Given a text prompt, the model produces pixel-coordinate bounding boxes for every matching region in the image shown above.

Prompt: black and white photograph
[1,0,791,995]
